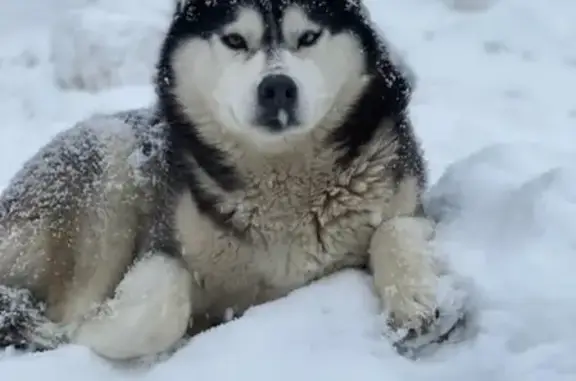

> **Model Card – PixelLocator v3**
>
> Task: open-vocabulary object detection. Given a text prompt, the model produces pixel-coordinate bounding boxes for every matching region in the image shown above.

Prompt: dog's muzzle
[255,74,299,131]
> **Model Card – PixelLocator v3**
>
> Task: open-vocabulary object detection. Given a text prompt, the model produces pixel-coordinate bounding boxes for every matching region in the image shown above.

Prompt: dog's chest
[176,148,398,314]
[230,168,383,261]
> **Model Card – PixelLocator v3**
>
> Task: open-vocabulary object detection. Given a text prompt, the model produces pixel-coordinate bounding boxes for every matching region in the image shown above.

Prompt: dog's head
[157,0,411,152]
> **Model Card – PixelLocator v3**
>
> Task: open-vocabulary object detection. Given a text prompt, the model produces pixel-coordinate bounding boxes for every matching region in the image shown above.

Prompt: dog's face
[160,0,403,150]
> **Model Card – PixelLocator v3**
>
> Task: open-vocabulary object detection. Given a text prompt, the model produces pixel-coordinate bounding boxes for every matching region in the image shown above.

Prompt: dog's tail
[0,285,65,351]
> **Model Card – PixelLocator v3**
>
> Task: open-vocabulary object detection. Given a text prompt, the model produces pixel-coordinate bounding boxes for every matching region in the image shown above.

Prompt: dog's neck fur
[177,114,406,257]
[181,110,400,197]
[211,128,332,173]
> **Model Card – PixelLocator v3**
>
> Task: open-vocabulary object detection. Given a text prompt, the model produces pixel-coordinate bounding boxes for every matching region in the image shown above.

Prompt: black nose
[257,74,298,112]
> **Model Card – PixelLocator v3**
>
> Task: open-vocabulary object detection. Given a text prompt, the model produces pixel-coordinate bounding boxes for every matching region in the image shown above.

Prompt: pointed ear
[176,0,184,12]
[173,0,185,15]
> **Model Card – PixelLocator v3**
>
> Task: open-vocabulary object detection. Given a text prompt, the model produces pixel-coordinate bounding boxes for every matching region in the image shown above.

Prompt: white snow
[1,0,576,379]
[50,0,175,91]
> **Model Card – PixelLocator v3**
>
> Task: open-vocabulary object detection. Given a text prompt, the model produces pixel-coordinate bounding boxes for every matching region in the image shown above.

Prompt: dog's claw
[386,308,468,357]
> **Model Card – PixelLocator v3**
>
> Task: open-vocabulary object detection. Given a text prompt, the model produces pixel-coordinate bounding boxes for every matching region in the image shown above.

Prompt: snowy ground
[1,0,576,379]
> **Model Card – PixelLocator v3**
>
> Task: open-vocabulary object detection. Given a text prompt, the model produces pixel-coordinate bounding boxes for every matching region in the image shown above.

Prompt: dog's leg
[71,253,192,360]
[369,215,453,351]
[0,285,66,351]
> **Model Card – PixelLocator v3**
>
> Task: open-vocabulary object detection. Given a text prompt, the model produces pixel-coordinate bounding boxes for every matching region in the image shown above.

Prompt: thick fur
[0,0,459,360]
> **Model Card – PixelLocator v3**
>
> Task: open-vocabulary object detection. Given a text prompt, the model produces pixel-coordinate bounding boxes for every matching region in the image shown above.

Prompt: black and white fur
[0,0,462,360]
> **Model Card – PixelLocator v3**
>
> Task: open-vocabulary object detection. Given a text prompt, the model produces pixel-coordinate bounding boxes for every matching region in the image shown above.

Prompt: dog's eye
[297,30,322,49]
[221,33,249,51]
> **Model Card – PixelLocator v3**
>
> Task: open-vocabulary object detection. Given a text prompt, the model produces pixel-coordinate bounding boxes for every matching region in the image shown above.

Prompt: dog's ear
[173,0,189,16]
[174,0,184,14]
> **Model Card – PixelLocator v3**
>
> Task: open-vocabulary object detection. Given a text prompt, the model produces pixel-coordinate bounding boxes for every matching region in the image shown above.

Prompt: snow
[50,0,175,91]
[1,0,576,379]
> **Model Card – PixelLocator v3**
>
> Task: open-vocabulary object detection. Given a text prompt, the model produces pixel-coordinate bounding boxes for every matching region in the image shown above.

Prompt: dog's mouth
[255,109,300,133]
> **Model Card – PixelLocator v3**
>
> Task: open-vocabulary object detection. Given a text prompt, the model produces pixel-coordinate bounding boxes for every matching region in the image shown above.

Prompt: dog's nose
[257,74,298,111]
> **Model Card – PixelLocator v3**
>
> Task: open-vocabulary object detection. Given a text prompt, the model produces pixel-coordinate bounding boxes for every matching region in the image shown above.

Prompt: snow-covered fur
[0,0,463,361]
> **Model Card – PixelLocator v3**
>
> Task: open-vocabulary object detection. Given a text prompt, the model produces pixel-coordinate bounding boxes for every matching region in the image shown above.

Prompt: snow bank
[50,0,176,92]
[428,143,576,296]
[439,0,498,12]
[423,143,576,379]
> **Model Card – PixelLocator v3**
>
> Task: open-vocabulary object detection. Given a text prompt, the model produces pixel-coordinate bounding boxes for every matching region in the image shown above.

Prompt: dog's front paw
[381,287,466,356]
[382,288,438,342]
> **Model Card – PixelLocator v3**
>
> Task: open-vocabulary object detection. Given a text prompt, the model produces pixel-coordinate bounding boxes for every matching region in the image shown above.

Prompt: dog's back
[0,108,165,350]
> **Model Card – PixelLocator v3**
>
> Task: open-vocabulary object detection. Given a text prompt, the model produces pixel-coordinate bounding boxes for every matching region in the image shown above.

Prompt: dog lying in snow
[0,0,464,360]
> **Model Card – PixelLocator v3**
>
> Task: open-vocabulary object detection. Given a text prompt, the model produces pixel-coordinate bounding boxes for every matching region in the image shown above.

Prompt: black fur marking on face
[304,0,425,189]
[161,113,246,237]
[156,0,244,191]
[156,1,255,237]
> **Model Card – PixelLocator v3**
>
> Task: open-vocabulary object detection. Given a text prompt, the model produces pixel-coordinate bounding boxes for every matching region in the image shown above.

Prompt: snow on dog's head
[156,0,411,152]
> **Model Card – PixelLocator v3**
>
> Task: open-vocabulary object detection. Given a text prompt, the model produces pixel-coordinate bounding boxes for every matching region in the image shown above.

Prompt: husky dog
[0,0,463,361]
